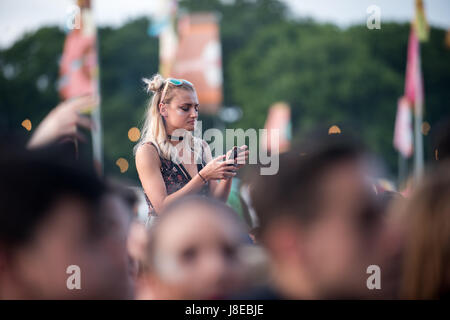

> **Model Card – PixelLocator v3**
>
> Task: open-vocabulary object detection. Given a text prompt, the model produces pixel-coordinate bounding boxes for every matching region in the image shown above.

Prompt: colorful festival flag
[59,0,98,103]
[414,0,429,42]
[404,24,425,179]
[58,0,102,174]
[404,26,424,111]
[394,97,414,158]
[171,13,223,114]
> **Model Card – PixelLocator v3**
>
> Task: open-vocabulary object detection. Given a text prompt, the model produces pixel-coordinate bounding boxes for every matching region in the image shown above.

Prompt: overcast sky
[0,0,449,49]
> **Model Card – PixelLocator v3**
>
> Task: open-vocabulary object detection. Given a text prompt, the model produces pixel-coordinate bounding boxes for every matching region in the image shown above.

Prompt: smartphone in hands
[228,146,239,166]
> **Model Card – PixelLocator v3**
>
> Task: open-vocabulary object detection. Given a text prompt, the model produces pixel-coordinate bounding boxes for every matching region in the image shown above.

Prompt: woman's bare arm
[135,143,207,214]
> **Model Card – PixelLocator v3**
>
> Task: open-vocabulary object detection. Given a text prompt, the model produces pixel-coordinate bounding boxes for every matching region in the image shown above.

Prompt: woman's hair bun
[143,74,165,93]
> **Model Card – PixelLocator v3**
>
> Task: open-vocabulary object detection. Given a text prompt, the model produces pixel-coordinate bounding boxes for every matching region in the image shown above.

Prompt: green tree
[0,27,64,135]
[2,3,449,182]
[98,18,159,180]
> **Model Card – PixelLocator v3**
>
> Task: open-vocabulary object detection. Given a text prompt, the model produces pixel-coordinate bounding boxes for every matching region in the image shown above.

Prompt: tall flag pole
[411,0,428,181]
[396,0,428,185]
[59,0,102,175]
[413,43,424,182]
[404,26,424,182]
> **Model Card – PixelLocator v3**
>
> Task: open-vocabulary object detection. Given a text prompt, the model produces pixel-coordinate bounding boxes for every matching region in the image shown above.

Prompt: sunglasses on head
[167,78,194,87]
[161,78,194,103]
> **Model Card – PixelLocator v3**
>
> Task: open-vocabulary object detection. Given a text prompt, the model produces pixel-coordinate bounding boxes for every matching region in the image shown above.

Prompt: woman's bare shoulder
[135,143,161,168]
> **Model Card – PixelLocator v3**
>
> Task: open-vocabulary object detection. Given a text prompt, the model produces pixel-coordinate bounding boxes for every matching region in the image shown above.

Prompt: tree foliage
[1,0,449,181]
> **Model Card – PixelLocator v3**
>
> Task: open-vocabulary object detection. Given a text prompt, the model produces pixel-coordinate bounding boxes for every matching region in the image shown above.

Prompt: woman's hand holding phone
[227,145,249,169]
[200,145,248,181]
[199,155,237,181]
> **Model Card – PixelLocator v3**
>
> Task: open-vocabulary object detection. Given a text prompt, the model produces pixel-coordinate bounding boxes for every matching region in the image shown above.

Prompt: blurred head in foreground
[140,196,249,300]
[399,162,450,299]
[250,133,382,299]
[0,144,135,299]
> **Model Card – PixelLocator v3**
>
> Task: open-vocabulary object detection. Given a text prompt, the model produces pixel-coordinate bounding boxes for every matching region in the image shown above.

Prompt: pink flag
[59,1,98,102]
[394,96,413,158]
[404,26,424,109]
[59,30,97,99]
[58,1,102,174]
[261,102,292,154]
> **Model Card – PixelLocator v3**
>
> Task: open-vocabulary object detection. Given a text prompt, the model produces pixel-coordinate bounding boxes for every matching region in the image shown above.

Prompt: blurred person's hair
[249,132,376,236]
[0,142,122,254]
[400,162,450,299]
[105,178,139,216]
[133,74,202,163]
[234,193,253,232]
[143,195,246,273]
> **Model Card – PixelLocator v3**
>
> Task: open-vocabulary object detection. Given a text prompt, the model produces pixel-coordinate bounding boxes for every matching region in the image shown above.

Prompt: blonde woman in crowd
[135,74,248,219]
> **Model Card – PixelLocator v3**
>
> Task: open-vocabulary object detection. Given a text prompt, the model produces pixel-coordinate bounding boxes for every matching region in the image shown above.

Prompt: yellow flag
[414,0,429,42]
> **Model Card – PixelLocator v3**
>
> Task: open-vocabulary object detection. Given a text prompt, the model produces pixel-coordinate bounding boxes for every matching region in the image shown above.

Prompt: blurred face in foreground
[265,159,380,299]
[145,202,247,299]
[2,194,134,299]
[304,159,379,298]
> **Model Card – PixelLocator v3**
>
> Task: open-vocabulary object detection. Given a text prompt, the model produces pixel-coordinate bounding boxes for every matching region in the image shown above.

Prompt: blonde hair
[134,74,203,164]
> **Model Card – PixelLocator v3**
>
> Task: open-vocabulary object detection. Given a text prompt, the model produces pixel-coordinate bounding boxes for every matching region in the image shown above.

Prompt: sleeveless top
[143,142,210,216]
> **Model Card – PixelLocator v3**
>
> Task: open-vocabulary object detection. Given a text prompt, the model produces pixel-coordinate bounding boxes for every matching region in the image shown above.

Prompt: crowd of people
[0,75,449,300]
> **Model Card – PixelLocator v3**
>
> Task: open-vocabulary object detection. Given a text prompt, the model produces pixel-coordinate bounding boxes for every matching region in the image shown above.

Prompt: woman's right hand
[200,154,237,181]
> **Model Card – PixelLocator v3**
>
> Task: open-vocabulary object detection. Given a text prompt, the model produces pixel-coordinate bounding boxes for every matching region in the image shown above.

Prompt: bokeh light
[421,121,431,135]
[128,127,141,142]
[328,125,341,135]
[116,158,129,173]
[21,119,32,131]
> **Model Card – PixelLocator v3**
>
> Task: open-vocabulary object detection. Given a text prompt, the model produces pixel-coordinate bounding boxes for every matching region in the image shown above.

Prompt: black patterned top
[143,142,210,216]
